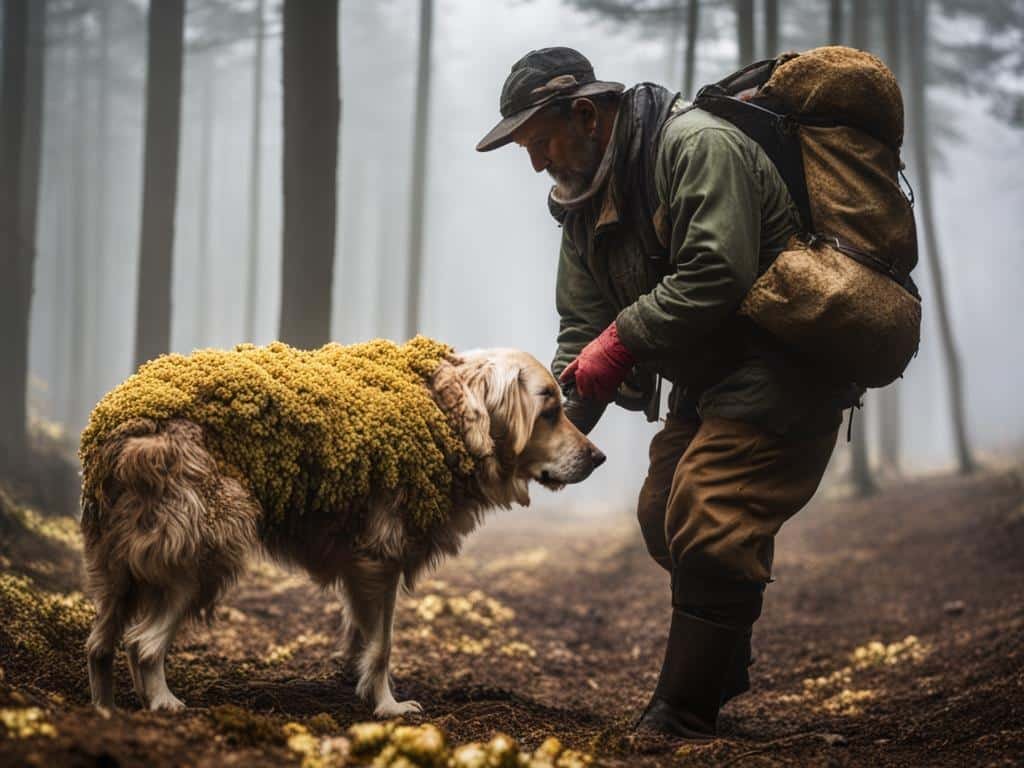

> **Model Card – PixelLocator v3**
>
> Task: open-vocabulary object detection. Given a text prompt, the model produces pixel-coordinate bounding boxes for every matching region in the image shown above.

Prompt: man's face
[512,100,604,199]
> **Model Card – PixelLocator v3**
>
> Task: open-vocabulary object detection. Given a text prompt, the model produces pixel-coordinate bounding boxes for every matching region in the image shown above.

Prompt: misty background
[5,0,1023,515]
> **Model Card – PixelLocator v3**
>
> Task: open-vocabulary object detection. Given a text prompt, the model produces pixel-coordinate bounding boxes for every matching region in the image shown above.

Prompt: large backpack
[690,46,921,389]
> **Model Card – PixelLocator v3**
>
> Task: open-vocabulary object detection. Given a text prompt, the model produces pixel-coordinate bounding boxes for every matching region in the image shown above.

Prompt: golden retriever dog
[80,347,604,717]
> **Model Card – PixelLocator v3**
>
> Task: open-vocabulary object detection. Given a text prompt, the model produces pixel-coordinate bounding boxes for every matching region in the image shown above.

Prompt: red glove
[560,322,635,403]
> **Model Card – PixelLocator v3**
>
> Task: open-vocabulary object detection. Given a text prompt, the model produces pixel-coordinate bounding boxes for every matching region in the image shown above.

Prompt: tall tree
[736,0,754,65]
[405,0,434,340]
[683,0,700,97]
[376,187,395,340]
[244,0,266,343]
[878,0,904,476]
[279,0,340,349]
[51,6,74,428]
[849,400,877,495]
[829,0,843,43]
[850,0,870,49]
[0,0,41,471]
[195,50,216,348]
[845,0,877,492]
[883,0,901,75]
[908,0,975,473]
[764,0,779,58]
[88,0,112,422]
[134,0,185,368]
[68,11,90,431]
[936,0,1024,128]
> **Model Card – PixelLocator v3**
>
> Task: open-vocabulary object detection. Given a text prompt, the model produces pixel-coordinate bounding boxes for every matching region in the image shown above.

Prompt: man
[477,47,857,740]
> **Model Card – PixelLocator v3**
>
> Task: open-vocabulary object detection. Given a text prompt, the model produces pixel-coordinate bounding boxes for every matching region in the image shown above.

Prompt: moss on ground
[0,573,93,698]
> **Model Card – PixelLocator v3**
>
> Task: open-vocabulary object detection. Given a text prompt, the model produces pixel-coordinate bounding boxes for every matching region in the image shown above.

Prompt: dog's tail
[88,420,215,587]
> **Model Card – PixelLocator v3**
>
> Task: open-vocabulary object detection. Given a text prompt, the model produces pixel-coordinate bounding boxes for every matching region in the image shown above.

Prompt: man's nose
[527,145,548,173]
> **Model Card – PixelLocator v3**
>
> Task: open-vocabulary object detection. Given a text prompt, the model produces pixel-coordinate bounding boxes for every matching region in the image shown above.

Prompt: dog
[80,346,605,716]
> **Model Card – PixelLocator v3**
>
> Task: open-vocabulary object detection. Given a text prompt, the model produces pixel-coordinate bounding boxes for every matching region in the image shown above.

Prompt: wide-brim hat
[476,47,624,152]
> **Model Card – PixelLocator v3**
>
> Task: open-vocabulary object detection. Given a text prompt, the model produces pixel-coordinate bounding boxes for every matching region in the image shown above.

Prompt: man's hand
[560,322,635,402]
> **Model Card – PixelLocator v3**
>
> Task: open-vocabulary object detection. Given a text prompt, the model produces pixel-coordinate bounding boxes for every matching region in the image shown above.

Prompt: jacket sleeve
[551,228,616,380]
[551,228,614,434]
[615,125,762,361]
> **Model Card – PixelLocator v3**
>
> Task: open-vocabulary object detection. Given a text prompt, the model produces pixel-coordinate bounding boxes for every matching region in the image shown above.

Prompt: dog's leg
[86,595,126,710]
[126,586,192,712]
[126,643,146,705]
[343,561,421,718]
[331,592,367,672]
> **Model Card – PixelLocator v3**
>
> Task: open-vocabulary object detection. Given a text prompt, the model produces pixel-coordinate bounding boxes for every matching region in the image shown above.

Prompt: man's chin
[548,173,591,203]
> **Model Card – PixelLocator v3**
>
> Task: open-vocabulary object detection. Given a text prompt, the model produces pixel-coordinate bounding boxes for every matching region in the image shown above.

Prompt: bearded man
[477,47,857,740]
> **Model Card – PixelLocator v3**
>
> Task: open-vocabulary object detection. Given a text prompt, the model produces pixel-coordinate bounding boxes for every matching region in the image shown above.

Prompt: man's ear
[571,97,598,136]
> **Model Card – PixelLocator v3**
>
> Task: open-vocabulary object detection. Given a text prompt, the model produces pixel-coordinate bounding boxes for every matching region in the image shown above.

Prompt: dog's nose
[590,447,606,468]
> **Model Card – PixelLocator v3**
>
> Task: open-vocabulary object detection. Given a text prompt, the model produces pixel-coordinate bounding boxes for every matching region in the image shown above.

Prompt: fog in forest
[9,0,1024,515]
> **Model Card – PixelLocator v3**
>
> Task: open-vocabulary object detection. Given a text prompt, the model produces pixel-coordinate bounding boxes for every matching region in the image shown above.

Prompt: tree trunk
[404,0,433,341]
[52,8,72,427]
[908,0,975,473]
[849,395,877,496]
[134,0,185,368]
[376,187,395,339]
[736,0,754,66]
[280,0,340,350]
[683,0,700,98]
[244,0,266,343]
[196,51,215,348]
[878,383,901,477]
[829,0,843,44]
[850,0,869,50]
[0,0,33,471]
[764,0,779,58]
[68,13,90,432]
[883,0,901,77]
[21,0,45,426]
[665,0,683,87]
[878,0,904,478]
[20,0,45,298]
[89,0,111,420]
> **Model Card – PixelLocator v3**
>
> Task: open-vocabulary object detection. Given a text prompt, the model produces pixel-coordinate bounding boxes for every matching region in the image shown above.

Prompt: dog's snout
[590,446,606,468]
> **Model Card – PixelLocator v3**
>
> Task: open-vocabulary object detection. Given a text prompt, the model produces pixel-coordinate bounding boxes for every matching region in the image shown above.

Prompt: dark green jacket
[552,101,853,435]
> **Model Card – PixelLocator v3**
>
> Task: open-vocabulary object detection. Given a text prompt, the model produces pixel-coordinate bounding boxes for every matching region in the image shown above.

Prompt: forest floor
[1,461,1022,767]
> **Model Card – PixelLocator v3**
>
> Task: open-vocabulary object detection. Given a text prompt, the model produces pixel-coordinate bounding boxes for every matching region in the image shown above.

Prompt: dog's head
[449,348,605,506]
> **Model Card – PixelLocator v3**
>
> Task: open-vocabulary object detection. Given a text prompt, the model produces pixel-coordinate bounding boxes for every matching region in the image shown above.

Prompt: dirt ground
[1,465,1022,767]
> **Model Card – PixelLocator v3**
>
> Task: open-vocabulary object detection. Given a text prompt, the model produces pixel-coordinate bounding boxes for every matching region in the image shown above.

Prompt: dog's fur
[81,348,604,716]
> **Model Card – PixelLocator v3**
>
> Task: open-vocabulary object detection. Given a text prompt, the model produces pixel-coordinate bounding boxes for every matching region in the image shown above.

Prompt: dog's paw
[374,699,423,718]
[149,692,186,712]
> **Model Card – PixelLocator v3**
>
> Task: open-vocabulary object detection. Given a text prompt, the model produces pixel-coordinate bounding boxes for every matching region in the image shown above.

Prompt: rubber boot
[636,609,746,740]
[720,627,753,706]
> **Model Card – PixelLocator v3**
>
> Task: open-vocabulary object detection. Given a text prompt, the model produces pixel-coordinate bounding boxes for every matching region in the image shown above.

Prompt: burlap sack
[736,45,920,386]
[799,124,917,279]
[740,239,921,388]
[759,45,903,149]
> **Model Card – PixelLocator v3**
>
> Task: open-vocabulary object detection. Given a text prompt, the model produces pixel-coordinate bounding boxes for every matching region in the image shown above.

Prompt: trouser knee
[636,482,672,572]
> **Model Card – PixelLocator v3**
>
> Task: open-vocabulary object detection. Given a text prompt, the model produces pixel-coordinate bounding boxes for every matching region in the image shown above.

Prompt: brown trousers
[637,414,838,590]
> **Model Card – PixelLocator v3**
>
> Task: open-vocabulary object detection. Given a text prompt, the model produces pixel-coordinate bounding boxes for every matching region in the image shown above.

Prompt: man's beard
[547,134,603,200]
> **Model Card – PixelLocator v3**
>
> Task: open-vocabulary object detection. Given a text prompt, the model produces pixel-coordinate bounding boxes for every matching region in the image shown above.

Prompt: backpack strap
[693,90,814,233]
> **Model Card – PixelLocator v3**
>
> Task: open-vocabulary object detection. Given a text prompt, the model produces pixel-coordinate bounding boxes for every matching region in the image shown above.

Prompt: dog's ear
[432,361,494,459]
[459,377,494,459]
[487,362,537,457]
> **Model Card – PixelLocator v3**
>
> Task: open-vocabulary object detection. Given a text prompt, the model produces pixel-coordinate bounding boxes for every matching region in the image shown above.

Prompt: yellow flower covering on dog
[79,336,475,530]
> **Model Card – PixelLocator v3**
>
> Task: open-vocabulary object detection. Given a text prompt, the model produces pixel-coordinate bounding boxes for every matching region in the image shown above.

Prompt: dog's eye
[541,407,560,422]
